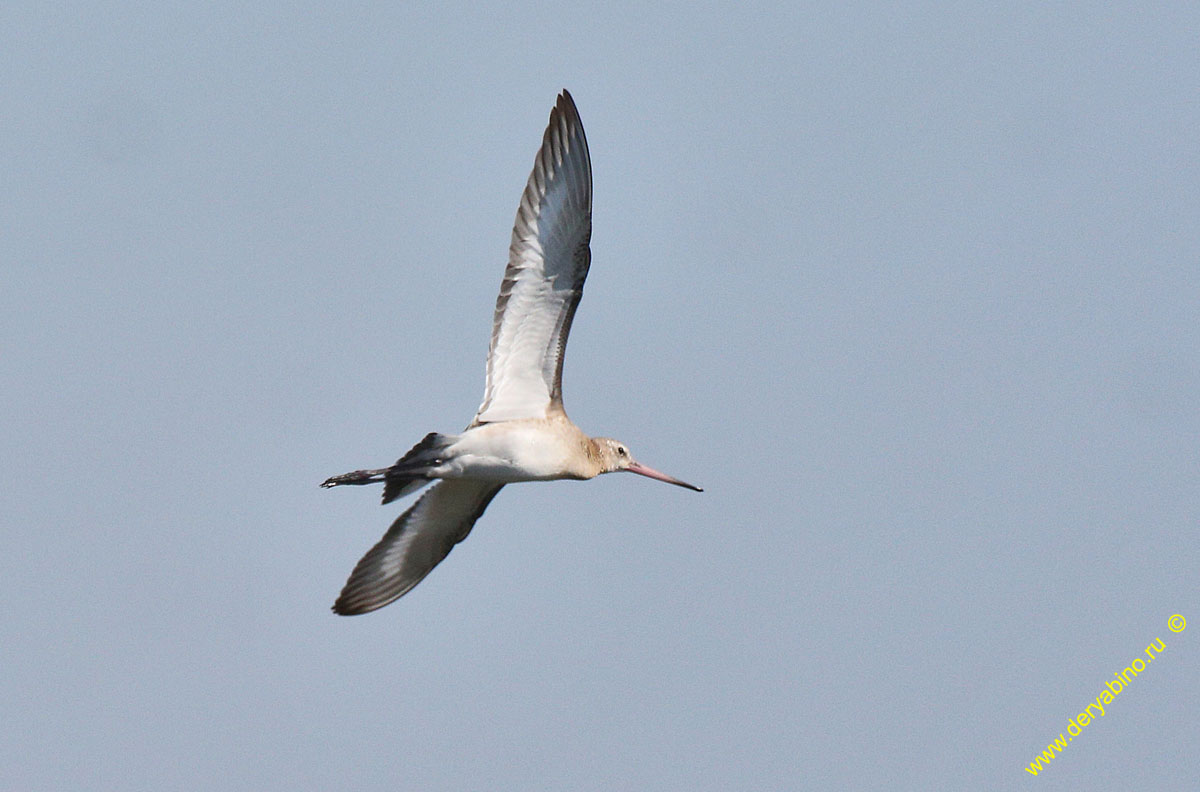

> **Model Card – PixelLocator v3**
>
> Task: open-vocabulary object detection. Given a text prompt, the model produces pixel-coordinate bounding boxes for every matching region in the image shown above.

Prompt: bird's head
[590,437,703,491]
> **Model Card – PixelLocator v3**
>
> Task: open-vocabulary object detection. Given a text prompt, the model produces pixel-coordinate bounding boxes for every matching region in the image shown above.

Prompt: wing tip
[331,600,358,616]
[331,595,390,616]
[550,89,584,142]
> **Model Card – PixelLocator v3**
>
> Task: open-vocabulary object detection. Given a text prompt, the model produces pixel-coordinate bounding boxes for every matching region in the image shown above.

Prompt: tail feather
[382,475,429,504]
[381,432,455,504]
[323,432,457,503]
[390,432,454,472]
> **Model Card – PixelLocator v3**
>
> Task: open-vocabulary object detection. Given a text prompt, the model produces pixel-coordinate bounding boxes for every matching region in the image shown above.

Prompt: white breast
[442,422,587,482]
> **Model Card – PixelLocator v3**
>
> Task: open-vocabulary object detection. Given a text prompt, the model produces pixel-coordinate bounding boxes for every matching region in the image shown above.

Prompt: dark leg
[321,468,390,488]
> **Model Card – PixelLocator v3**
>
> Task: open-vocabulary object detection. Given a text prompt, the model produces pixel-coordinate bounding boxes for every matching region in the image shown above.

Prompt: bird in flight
[322,90,702,615]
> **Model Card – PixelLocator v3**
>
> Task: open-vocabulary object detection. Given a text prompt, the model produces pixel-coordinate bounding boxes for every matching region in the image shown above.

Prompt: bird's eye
[617,446,627,457]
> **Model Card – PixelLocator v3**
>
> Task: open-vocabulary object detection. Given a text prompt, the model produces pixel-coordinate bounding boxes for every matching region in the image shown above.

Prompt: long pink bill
[625,461,703,492]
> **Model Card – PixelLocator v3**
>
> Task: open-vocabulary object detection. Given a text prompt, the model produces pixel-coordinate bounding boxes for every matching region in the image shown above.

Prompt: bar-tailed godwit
[323,90,701,615]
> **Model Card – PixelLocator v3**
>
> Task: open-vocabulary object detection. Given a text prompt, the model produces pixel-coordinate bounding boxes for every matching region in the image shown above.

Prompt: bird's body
[323,90,700,615]
[329,417,601,487]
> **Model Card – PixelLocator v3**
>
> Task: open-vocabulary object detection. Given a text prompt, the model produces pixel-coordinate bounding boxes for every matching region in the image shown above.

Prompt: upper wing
[472,90,593,425]
[332,480,504,615]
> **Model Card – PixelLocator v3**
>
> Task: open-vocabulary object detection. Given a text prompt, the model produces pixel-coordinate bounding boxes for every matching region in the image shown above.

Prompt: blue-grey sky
[3,2,1197,789]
